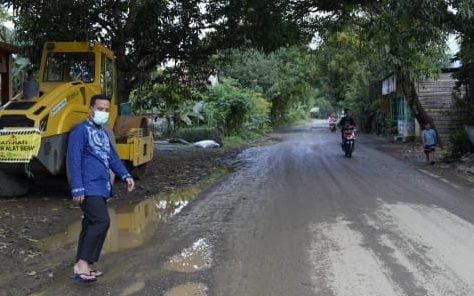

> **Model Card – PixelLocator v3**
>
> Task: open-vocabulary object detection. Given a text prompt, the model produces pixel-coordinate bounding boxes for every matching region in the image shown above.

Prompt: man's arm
[67,126,85,198]
[108,143,135,191]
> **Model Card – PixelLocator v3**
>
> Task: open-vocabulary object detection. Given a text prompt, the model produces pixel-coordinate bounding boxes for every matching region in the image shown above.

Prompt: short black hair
[90,94,111,107]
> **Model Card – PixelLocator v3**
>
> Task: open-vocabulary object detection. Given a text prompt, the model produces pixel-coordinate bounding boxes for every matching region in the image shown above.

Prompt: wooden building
[416,70,464,144]
[381,69,464,143]
[0,41,17,105]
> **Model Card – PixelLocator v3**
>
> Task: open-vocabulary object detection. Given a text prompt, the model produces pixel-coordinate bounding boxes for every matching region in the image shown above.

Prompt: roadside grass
[222,135,247,148]
[222,130,269,149]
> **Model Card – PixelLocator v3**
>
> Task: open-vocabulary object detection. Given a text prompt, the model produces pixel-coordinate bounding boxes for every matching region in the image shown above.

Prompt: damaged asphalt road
[3,120,474,295]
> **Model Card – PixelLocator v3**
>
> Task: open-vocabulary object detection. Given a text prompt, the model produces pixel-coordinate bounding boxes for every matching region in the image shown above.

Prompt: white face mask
[92,110,109,125]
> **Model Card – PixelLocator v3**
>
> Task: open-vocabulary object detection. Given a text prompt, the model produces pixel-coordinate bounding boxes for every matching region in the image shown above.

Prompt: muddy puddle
[163,238,212,272]
[37,168,229,255]
[119,281,146,296]
[164,282,208,296]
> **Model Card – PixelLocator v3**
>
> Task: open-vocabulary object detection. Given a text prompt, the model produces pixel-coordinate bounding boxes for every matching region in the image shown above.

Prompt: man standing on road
[421,122,437,165]
[67,94,135,283]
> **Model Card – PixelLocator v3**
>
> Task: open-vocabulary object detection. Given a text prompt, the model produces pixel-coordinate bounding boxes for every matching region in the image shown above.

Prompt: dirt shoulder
[362,134,474,187]
[0,145,240,296]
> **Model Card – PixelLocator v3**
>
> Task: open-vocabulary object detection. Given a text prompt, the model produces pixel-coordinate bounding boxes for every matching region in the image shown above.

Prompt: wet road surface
[211,121,474,296]
[32,121,474,295]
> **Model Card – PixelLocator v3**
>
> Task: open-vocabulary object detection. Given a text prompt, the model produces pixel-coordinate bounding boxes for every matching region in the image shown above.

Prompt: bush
[285,103,309,124]
[174,127,222,144]
[213,47,319,126]
[447,128,474,159]
[201,78,271,135]
[246,94,272,131]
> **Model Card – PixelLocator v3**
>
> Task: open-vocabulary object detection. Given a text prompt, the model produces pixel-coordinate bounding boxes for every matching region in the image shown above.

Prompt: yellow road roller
[0,42,153,196]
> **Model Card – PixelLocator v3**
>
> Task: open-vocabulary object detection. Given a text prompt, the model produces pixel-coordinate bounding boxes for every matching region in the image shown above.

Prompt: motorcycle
[328,117,337,132]
[342,124,356,157]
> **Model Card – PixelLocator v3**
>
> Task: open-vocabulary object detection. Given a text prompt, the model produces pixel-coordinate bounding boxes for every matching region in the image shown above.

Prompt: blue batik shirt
[67,119,131,198]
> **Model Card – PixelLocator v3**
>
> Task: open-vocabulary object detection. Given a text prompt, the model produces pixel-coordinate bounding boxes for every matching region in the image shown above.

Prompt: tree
[204,0,309,53]
[0,0,315,105]
[0,0,206,101]
[296,0,455,131]
[0,5,14,43]
[450,1,474,123]
[309,25,390,131]
[214,46,320,124]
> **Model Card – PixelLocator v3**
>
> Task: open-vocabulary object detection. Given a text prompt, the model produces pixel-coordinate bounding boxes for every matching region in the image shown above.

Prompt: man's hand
[126,177,135,192]
[73,195,85,204]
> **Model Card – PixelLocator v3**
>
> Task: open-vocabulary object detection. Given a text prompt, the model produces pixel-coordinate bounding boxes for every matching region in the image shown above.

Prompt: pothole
[162,238,212,272]
[120,281,146,296]
[164,282,208,296]
[37,169,228,254]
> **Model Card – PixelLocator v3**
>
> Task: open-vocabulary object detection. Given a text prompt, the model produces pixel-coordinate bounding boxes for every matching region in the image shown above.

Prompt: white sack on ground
[193,140,220,148]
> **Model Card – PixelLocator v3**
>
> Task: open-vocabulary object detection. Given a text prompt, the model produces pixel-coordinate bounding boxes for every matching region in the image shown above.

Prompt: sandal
[90,269,104,277]
[71,273,97,283]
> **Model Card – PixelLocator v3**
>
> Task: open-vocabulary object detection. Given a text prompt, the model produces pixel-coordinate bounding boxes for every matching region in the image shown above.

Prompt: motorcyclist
[328,112,337,131]
[338,108,356,144]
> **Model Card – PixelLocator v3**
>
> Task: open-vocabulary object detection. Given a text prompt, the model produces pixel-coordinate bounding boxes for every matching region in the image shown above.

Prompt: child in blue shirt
[421,123,437,165]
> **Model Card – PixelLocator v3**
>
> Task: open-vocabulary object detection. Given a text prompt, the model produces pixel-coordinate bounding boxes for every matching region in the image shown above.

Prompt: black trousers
[76,196,110,264]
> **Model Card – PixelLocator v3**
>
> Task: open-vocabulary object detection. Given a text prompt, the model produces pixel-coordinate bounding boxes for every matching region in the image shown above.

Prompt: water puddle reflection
[120,281,146,296]
[162,238,212,272]
[164,282,208,296]
[37,168,228,254]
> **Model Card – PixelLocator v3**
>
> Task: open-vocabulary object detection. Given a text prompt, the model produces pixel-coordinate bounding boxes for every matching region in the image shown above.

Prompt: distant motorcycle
[342,124,356,157]
[328,117,337,132]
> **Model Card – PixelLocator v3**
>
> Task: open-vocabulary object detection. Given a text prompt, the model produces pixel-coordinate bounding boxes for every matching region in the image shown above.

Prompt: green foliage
[312,97,334,119]
[130,71,203,131]
[452,2,474,122]
[285,102,310,123]
[2,0,308,100]
[200,78,271,135]
[246,92,272,132]
[311,27,387,132]
[129,82,164,115]
[0,5,14,43]
[213,46,321,125]
[0,5,27,95]
[5,0,471,135]
[11,56,30,94]
[446,128,473,159]
[204,0,309,53]
[1,0,205,100]
[295,0,458,130]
